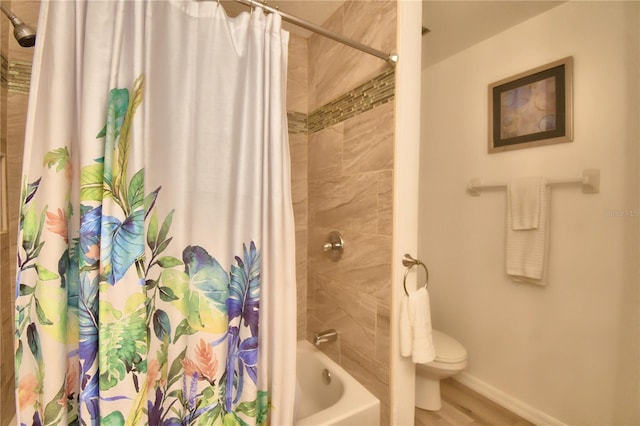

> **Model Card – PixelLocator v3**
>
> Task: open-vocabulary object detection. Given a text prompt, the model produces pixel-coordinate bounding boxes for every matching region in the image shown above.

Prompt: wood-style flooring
[415,379,534,426]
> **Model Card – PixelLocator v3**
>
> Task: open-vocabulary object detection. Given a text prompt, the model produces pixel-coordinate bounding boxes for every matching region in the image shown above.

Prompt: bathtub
[294,340,380,425]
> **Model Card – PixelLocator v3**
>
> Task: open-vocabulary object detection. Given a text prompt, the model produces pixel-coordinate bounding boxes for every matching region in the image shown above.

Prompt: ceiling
[220,0,564,67]
[421,1,564,68]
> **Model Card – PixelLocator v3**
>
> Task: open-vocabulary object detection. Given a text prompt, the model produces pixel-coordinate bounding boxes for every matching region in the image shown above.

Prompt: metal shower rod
[232,0,398,65]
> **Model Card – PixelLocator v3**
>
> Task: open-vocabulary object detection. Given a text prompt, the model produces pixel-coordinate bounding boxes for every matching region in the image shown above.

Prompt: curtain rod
[231,0,398,65]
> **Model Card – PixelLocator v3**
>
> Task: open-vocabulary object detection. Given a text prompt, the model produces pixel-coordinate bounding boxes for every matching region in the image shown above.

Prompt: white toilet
[415,329,468,411]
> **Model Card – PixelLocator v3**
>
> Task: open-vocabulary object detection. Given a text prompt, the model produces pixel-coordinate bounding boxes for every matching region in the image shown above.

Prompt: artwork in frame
[488,56,573,153]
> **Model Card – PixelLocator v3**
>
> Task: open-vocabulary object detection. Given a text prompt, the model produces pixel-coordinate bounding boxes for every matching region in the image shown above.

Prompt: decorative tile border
[0,53,7,89]
[287,68,395,135]
[308,68,395,134]
[7,59,32,95]
[2,56,395,131]
[287,111,308,134]
[0,53,32,95]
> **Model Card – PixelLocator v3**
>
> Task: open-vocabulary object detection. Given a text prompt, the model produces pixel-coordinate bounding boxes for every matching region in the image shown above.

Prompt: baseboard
[454,372,566,426]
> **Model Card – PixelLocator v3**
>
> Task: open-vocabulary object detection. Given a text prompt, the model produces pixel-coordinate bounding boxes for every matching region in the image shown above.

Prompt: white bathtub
[294,340,380,426]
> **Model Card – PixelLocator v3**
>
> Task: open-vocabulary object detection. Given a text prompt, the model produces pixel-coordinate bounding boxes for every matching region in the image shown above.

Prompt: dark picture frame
[488,57,573,153]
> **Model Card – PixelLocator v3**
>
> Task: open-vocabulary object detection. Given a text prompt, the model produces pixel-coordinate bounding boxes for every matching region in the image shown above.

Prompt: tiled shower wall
[0,2,39,424]
[0,24,9,426]
[288,1,397,423]
[286,34,309,341]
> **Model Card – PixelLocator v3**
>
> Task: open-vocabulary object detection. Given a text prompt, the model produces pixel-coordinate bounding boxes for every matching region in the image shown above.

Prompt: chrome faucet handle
[313,329,338,346]
[322,231,344,261]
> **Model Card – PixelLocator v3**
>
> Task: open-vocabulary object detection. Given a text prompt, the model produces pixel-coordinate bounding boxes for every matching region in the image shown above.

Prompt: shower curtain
[14,1,296,425]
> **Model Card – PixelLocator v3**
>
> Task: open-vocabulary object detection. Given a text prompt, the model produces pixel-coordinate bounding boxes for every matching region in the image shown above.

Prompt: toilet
[415,329,467,411]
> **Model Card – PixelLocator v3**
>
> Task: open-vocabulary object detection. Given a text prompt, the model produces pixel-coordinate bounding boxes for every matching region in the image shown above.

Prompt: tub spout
[313,329,338,346]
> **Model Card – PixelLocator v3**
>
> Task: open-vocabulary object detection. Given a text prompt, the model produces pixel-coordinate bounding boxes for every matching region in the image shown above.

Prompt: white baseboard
[454,372,566,426]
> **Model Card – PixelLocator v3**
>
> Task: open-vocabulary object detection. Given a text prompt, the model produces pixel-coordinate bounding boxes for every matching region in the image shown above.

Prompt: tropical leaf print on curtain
[15,75,269,426]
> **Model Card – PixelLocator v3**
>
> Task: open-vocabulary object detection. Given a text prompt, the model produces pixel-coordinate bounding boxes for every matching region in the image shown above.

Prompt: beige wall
[420,1,639,425]
[1,1,39,424]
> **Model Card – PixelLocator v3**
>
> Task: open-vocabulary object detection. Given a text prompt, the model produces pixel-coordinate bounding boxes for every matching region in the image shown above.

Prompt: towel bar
[467,168,600,196]
[402,253,429,296]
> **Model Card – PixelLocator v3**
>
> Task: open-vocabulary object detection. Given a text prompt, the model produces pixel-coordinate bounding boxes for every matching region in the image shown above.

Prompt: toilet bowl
[415,329,467,411]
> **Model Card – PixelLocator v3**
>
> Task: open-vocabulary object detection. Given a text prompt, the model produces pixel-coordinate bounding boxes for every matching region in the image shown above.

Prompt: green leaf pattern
[15,75,270,425]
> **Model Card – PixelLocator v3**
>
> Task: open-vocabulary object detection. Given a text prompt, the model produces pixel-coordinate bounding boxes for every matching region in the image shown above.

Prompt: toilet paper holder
[402,253,429,296]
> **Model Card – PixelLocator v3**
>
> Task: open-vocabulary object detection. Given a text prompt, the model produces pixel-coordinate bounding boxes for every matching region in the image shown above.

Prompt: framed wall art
[488,56,573,153]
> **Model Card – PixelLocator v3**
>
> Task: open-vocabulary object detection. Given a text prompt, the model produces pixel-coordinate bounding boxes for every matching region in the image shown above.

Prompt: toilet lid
[433,329,467,363]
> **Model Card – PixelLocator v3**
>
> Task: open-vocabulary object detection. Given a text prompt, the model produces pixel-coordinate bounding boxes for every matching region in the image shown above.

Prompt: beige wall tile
[289,133,307,230]
[286,20,309,345]
[377,170,393,235]
[7,92,26,289]
[343,102,394,174]
[287,34,308,114]
[307,274,342,364]
[307,8,344,110]
[0,59,9,426]
[311,173,378,233]
[1,16,8,51]
[307,123,342,180]
[341,1,385,87]
[290,131,307,171]
[340,343,390,425]
[307,272,377,358]
[296,229,307,340]
[4,90,26,426]
[308,226,391,295]
[343,99,394,142]
[308,0,397,111]
[290,129,308,341]
[375,302,391,368]
[380,1,397,59]
[292,188,307,231]
[343,1,384,49]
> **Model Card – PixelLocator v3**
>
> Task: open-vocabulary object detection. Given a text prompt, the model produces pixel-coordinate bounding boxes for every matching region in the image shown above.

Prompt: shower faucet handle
[322,231,344,261]
[313,329,338,346]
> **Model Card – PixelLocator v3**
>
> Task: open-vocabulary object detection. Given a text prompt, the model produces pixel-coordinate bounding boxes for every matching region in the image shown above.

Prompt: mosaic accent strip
[4,59,394,131]
[8,59,32,95]
[0,53,7,89]
[287,111,308,134]
[307,68,395,134]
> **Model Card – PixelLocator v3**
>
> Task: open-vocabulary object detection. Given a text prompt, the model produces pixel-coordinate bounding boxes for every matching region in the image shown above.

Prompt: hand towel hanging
[400,287,435,363]
[506,177,550,284]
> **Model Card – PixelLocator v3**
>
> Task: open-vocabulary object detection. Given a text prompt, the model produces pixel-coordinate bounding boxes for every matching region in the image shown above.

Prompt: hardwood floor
[415,379,534,426]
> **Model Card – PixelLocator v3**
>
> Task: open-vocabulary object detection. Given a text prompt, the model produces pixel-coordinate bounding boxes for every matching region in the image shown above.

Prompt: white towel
[400,295,412,357]
[399,287,435,363]
[509,177,543,230]
[506,177,550,284]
